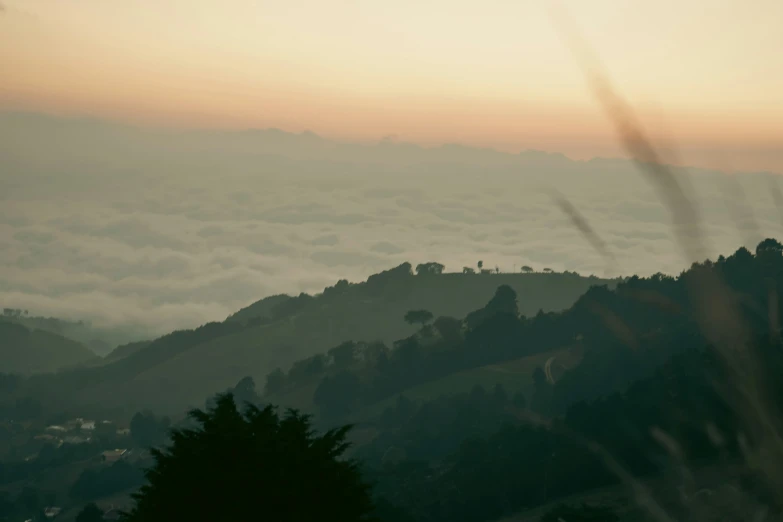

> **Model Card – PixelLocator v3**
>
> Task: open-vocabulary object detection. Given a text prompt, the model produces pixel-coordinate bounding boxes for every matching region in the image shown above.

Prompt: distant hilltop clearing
[227,261,614,326]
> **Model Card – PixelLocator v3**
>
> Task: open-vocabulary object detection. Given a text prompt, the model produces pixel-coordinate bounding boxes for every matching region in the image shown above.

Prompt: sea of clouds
[1,112,781,342]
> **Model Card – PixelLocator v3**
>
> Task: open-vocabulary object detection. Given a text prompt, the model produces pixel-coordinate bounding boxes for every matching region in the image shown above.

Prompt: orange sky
[1,0,781,173]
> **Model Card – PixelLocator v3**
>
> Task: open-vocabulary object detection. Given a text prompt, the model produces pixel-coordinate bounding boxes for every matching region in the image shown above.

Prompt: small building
[81,421,96,431]
[43,506,62,518]
[126,448,152,463]
[102,449,128,463]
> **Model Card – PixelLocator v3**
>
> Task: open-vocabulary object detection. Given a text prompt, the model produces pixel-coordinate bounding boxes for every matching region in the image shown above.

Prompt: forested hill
[4,241,783,522]
[274,239,783,522]
[0,312,143,357]
[258,239,783,435]
[226,263,611,334]
[0,320,97,374]
[12,265,611,416]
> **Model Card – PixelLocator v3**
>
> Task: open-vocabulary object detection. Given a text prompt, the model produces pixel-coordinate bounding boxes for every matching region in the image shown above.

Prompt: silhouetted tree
[404,310,434,327]
[231,376,260,408]
[264,368,286,396]
[477,260,483,271]
[543,268,553,273]
[288,354,326,384]
[433,316,463,344]
[121,393,377,522]
[463,267,476,274]
[329,341,357,369]
[756,238,783,257]
[521,265,533,273]
[323,279,351,299]
[415,262,445,276]
[271,292,314,321]
[465,285,519,330]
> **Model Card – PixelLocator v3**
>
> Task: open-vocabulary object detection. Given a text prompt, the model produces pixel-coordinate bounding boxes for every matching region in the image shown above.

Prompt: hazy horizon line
[3,109,780,178]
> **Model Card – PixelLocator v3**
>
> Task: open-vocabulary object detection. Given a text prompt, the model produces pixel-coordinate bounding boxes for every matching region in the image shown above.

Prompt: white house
[101,449,128,463]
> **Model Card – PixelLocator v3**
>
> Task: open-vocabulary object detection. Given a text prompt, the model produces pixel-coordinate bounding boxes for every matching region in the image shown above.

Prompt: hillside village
[0,411,159,520]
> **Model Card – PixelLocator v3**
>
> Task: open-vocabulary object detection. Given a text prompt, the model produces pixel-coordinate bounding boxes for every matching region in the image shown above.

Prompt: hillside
[350,345,583,422]
[99,341,151,364]
[0,320,97,374]
[16,267,611,415]
[266,346,582,420]
[228,270,610,328]
[495,462,759,522]
[3,241,783,522]
[225,294,298,324]
[0,312,146,357]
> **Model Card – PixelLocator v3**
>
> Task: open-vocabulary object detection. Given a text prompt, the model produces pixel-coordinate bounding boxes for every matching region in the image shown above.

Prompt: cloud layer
[2,113,781,341]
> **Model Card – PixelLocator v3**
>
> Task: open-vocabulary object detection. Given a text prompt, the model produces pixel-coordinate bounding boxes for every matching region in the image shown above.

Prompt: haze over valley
[2,113,781,342]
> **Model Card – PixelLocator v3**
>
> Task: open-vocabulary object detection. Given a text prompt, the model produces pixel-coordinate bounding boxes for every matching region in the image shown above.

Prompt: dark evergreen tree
[121,393,376,522]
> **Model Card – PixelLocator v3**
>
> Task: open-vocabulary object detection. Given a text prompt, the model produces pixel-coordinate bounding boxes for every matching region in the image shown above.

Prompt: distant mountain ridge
[0,313,146,357]
[3,111,775,180]
[0,319,97,374]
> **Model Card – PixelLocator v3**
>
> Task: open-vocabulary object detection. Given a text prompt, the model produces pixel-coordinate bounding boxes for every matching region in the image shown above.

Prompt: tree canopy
[415,262,445,276]
[121,393,377,522]
[404,309,434,326]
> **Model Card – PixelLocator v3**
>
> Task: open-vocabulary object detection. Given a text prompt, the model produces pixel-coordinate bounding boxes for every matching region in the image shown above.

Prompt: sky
[1,0,782,173]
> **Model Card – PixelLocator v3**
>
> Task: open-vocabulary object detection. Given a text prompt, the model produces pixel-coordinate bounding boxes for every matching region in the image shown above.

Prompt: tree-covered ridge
[228,262,606,326]
[367,332,783,522]
[267,239,783,429]
[8,263,609,416]
[361,240,783,521]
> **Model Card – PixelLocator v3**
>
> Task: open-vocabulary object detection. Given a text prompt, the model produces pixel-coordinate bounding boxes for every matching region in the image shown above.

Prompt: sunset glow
[2,0,781,172]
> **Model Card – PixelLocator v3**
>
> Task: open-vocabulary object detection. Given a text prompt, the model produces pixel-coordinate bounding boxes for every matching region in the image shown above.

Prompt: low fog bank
[2,112,781,337]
